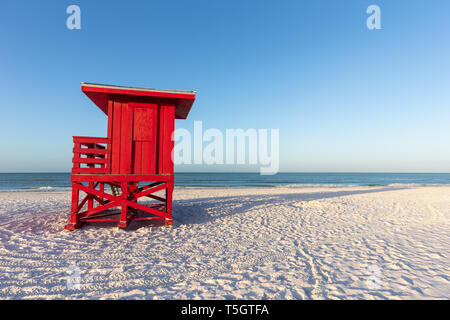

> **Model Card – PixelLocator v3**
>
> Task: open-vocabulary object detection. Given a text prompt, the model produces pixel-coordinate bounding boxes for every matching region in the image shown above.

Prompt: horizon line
[1,171,450,174]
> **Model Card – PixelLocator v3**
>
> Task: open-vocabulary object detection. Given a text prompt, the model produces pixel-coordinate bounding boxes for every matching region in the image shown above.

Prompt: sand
[0,186,448,299]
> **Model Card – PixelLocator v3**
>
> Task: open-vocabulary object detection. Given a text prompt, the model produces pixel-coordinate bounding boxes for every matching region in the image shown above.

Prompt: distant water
[1,172,450,192]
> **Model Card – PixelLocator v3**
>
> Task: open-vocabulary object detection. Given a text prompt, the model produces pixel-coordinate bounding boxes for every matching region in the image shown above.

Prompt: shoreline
[2,183,450,193]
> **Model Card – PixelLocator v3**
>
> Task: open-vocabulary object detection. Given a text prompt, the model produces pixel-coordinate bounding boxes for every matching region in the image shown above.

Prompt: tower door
[131,103,157,174]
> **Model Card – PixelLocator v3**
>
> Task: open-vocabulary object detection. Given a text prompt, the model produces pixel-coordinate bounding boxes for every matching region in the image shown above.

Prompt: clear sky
[1,0,449,173]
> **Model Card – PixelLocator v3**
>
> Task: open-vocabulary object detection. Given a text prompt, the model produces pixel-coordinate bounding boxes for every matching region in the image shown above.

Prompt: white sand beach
[0,186,448,299]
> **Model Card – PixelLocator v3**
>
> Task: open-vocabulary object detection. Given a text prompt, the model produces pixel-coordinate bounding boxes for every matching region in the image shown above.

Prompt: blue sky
[1,0,449,172]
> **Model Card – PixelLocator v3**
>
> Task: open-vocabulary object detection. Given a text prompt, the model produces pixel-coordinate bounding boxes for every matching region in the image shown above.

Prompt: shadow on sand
[76,187,406,230]
[172,187,407,226]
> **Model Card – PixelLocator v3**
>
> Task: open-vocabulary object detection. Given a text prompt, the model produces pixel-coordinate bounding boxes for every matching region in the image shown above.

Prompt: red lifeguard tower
[65,82,196,230]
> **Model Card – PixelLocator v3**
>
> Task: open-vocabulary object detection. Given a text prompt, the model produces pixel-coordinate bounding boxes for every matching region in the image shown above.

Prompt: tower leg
[118,181,129,228]
[99,183,105,205]
[165,180,174,227]
[65,183,83,230]
[88,181,94,210]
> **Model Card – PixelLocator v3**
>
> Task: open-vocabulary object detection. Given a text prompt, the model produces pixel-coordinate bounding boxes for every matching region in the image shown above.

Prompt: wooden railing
[72,136,111,174]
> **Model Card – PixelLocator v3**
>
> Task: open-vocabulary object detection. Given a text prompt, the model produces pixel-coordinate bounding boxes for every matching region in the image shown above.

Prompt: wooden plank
[88,181,94,210]
[166,106,175,174]
[133,106,156,141]
[99,183,105,205]
[81,83,196,100]
[76,183,165,218]
[166,179,174,222]
[71,174,173,182]
[141,141,155,174]
[134,183,168,199]
[111,97,122,174]
[77,194,89,212]
[79,201,120,219]
[130,103,157,175]
[72,168,109,174]
[157,105,164,174]
[74,142,81,170]
[139,181,165,190]
[79,211,119,220]
[145,194,166,203]
[131,217,164,221]
[132,141,142,174]
[73,147,108,155]
[107,99,113,140]
[158,104,175,174]
[119,181,128,226]
[69,184,79,223]
[120,101,133,174]
[106,100,113,174]
[80,143,106,149]
[73,136,110,144]
[79,219,121,222]
[72,158,107,164]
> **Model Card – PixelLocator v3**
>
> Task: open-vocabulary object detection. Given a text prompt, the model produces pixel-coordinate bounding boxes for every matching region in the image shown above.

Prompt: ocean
[1,172,450,192]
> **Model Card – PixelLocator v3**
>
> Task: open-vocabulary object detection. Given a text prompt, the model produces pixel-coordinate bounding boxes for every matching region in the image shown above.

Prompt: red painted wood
[81,84,195,119]
[72,158,106,164]
[120,101,133,174]
[141,142,152,174]
[82,84,195,100]
[79,201,120,219]
[158,104,175,174]
[165,180,174,225]
[73,136,110,144]
[72,168,109,174]
[75,183,166,218]
[67,83,195,230]
[71,174,172,182]
[133,105,156,141]
[134,183,168,198]
[77,195,89,212]
[145,194,166,202]
[119,181,128,227]
[88,181,94,210]
[107,100,113,174]
[133,141,142,174]
[73,147,108,155]
[131,103,157,175]
[79,219,121,222]
[69,184,79,223]
[111,98,122,174]
[107,100,113,140]
[138,181,165,190]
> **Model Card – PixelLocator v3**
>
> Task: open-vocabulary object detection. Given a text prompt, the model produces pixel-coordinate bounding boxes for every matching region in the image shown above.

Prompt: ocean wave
[276,184,363,188]
[386,183,446,187]
[23,186,54,190]
[176,183,386,189]
[1,186,73,192]
[1,183,449,192]
[176,183,450,189]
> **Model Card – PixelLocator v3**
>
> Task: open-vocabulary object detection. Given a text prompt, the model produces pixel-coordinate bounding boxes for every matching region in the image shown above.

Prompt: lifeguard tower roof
[81,82,196,119]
